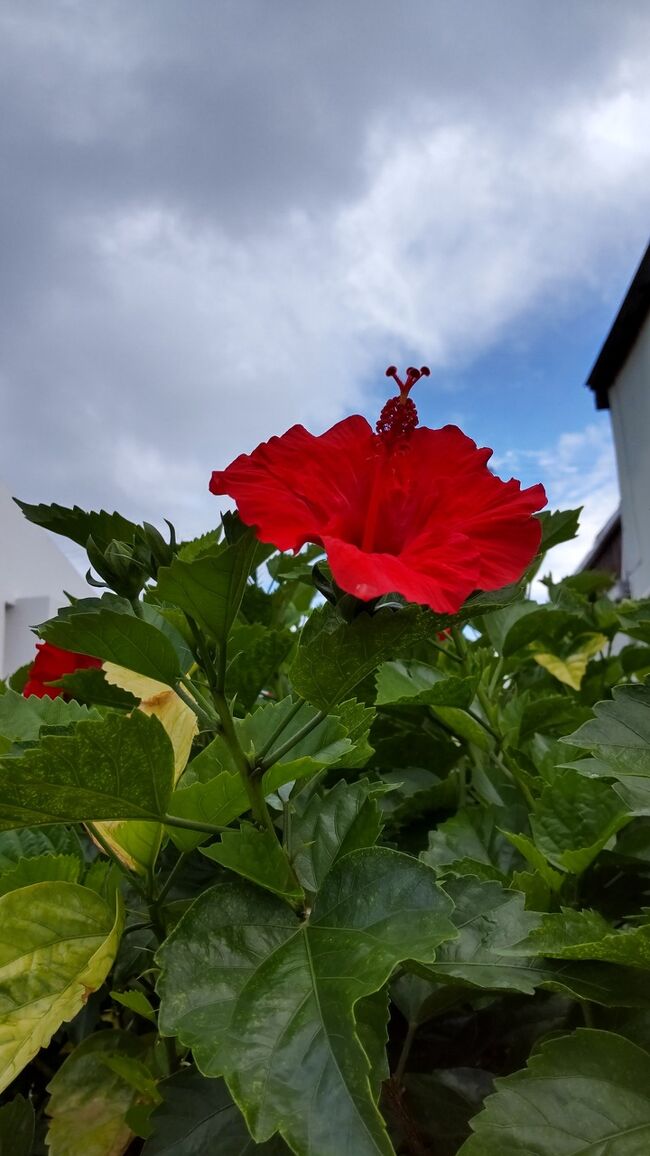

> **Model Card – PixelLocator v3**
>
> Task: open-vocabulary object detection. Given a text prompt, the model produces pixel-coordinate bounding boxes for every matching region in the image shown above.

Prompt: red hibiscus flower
[23,642,102,699]
[209,367,547,615]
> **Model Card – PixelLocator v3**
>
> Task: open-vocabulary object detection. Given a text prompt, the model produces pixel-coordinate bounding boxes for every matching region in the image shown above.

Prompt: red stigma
[376,365,430,438]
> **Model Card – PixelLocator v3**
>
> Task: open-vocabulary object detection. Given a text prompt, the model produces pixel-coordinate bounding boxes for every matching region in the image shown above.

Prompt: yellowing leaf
[93,664,199,874]
[533,633,607,691]
[87,820,163,876]
[0,881,123,1094]
[102,664,197,778]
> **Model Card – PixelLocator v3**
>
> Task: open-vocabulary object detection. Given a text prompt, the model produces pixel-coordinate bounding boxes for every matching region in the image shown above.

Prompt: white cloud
[499,422,619,594]
[0,1,647,563]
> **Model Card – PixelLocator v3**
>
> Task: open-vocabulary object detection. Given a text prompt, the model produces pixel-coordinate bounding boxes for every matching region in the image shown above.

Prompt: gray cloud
[1,0,649,545]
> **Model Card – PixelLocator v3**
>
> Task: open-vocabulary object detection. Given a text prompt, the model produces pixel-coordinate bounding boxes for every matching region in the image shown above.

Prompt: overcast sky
[1,1,649,580]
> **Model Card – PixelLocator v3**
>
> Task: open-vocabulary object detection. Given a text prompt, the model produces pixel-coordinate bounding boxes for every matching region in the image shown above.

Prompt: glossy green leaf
[291,603,448,710]
[111,988,157,1023]
[167,698,358,850]
[0,689,97,742]
[501,831,564,892]
[0,711,175,829]
[563,684,650,784]
[421,807,524,879]
[0,825,82,870]
[142,1067,290,1155]
[57,666,139,709]
[535,507,581,554]
[505,908,650,969]
[41,606,183,686]
[158,847,456,1155]
[155,530,260,645]
[459,1029,650,1155]
[46,1030,152,1156]
[0,852,81,897]
[0,1094,35,1156]
[418,876,542,993]
[166,770,248,851]
[291,779,384,892]
[15,499,139,551]
[530,768,630,873]
[201,824,303,902]
[619,602,650,645]
[0,881,123,1093]
[375,662,476,709]
[227,624,294,708]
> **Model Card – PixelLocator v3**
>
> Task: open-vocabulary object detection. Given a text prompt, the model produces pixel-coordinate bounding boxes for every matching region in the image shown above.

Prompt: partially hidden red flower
[23,642,102,699]
[210,366,547,615]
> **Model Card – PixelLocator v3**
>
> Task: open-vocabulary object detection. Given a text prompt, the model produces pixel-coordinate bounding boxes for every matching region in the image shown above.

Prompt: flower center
[361,366,430,554]
[376,365,430,439]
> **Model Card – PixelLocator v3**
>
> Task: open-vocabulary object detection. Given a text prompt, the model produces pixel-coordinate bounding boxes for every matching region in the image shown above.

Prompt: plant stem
[179,673,220,723]
[451,625,536,808]
[429,635,463,664]
[259,709,327,770]
[394,1019,418,1084]
[213,689,276,835]
[163,813,228,836]
[175,677,218,731]
[156,851,189,905]
[122,919,153,936]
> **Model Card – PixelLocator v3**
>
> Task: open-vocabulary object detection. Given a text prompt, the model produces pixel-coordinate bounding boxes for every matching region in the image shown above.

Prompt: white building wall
[608,319,650,598]
[0,484,90,677]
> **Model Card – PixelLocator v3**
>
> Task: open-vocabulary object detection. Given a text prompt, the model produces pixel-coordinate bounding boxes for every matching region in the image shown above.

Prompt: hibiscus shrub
[2,373,650,1155]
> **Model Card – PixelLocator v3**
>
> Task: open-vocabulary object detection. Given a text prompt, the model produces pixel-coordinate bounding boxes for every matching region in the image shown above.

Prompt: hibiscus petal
[322,532,481,615]
[209,416,374,552]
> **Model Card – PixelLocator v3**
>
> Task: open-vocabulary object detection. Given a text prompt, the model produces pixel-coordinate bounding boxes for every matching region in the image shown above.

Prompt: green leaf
[0,711,175,829]
[0,689,98,742]
[158,847,456,1156]
[111,988,157,1023]
[0,852,81,897]
[155,530,261,646]
[41,606,184,687]
[540,960,650,1007]
[529,768,630,873]
[417,876,543,993]
[0,881,123,1093]
[46,1030,151,1156]
[0,825,82,870]
[0,1095,35,1156]
[15,499,139,551]
[563,684,650,786]
[291,603,447,710]
[459,1029,650,1155]
[422,807,524,879]
[518,693,592,743]
[505,908,650,969]
[375,662,476,709]
[167,698,359,850]
[291,779,384,893]
[142,1067,290,1155]
[536,507,582,554]
[619,601,650,645]
[57,667,139,709]
[501,606,583,657]
[501,831,564,892]
[227,625,294,708]
[201,824,303,902]
[483,600,541,656]
[197,696,355,790]
[166,770,248,852]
